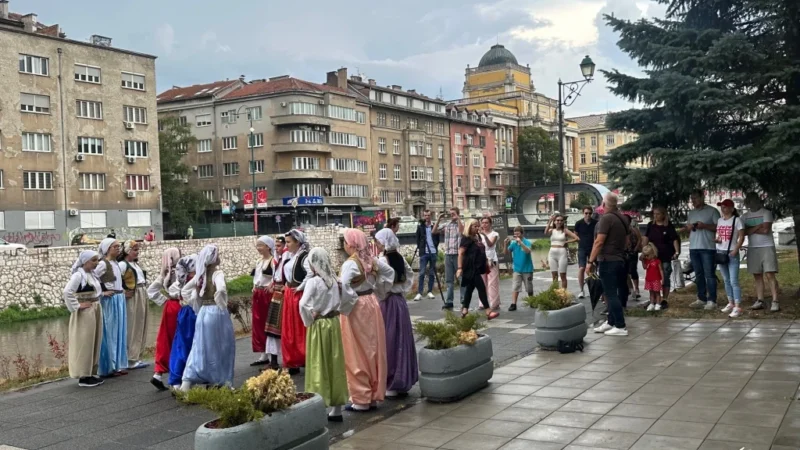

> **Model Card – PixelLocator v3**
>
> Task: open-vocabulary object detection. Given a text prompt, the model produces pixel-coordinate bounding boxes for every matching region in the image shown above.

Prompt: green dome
[478,44,518,67]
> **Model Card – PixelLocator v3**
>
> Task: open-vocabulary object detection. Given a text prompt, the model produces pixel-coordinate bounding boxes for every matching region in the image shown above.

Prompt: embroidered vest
[290,250,308,284]
[121,262,138,290]
[348,254,377,286]
[200,266,218,305]
[261,257,274,277]
[99,259,117,284]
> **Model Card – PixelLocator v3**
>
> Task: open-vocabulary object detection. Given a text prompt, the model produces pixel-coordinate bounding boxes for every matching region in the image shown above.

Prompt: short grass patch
[0,305,70,325]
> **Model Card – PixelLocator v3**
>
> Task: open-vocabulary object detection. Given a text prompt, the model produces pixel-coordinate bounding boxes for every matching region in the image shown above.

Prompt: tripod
[408,241,448,308]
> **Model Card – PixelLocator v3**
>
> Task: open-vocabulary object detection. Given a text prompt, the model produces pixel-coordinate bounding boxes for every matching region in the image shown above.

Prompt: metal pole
[557,80,565,213]
[250,116,257,235]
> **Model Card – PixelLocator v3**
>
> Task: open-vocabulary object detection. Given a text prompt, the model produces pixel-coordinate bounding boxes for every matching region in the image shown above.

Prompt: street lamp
[230,105,257,234]
[557,55,596,212]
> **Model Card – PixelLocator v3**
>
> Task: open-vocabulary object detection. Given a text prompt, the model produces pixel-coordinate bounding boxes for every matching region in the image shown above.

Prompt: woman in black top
[641,206,680,304]
[456,219,500,320]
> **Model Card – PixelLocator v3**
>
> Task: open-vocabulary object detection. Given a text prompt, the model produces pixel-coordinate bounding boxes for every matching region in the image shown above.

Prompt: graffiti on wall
[2,231,62,246]
[68,227,145,246]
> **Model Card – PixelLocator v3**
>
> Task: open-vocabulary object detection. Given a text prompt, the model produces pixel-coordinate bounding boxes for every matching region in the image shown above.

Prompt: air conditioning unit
[126,157,136,164]
[124,122,135,130]
[318,100,325,105]
[126,191,136,198]
[280,102,287,107]
[313,126,321,131]
[192,166,198,171]
[74,154,85,162]
[68,209,79,216]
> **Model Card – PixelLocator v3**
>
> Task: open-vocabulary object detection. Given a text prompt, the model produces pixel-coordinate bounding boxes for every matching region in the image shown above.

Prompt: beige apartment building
[0,1,161,246]
[157,73,373,227]
[570,114,640,184]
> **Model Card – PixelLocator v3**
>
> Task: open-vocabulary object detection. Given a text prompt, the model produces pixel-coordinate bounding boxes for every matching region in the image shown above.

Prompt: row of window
[377,190,407,205]
[0,170,149,192]
[375,113,447,135]
[219,107,263,124]
[454,153,484,168]
[198,161,266,178]
[19,54,146,90]
[19,94,148,124]
[284,103,366,123]
[371,91,444,114]
[453,175,487,190]
[377,164,444,182]
[579,153,599,164]
[454,133,487,148]
[15,133,149,158]
[579,135,633,148]
[329,132,367,148]
[8,209,151,232]
[454,196,491,211]
[288,184,368,198]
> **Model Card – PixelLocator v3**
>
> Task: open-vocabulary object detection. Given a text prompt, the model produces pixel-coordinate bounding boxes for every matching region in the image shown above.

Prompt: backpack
[558,339,584,354]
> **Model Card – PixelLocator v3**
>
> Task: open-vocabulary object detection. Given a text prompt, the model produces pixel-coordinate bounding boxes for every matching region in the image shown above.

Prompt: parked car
[70,233,101,246]
[0,238,27,255]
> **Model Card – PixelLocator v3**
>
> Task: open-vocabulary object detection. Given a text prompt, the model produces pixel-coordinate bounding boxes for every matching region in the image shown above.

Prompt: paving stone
[647,419,713,439]
[591,416,655,434]
[439,433,511,450]
[532,387,587,400]
[354,424,417,442]
[396,427,461,448]
[629,434,703,450]
[540,411,603,429]
[606,403,669,419]
[490,407,550,424]
[570,429,641,449]
[500,439,565,450]
[559,400,618,415]
[517,424,585,444]
[697,440,770,450]
[469,419,534,438]
[706,423,778,445]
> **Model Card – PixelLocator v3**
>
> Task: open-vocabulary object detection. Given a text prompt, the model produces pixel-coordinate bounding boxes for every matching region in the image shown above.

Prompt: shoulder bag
[715,216,736,265]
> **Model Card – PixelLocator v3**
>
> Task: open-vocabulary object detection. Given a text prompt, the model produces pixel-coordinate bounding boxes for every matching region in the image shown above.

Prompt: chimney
[336,67,347,89]
[391,85,402,90]
[239,74,246,82]
[350,75,362,82]
[408,89,417,94]
[326,70,338,88]
[368,79,376,86]
[0,1,9,20]
[21,13,37,32]
[91,35,112,47]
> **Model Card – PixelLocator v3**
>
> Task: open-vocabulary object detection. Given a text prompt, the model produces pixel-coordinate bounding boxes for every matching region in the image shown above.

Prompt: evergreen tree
[517,127,570,189]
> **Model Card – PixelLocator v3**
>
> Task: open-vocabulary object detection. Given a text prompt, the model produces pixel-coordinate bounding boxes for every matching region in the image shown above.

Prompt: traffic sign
[275,215,282,223]
[324,207,329,214]
[243,191,254,210]
[290,198,298,208]
[256,189,268,209]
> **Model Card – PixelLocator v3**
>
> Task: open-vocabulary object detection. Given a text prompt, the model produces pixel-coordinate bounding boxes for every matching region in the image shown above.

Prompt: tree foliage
[517,126,571,189]
[570,192,597,210]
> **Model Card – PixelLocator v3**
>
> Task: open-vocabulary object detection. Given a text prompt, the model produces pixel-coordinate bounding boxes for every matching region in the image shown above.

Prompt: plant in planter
[179,370,330,450]
[414,312,494,403]
[525,282,587,348]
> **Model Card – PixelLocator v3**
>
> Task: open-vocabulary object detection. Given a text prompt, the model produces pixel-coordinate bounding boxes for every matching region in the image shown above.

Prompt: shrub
[227,296,252,332]
[524,282,575,311]
[414,311,486,350]
[176,387,264,429]
[244,369,297,414]
[227,275,254,297]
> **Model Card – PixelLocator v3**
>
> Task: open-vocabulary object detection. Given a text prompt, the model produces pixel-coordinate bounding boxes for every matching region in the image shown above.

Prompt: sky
[21,0,666,117]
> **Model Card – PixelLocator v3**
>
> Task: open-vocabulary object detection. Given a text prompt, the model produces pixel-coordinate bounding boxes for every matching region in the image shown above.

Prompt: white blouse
[481,231,499,262]
[63,270,102,313]
[340,258,394,315]
[379,254,416,295]
[253,258,274,287]
[146,275,181,307]
[180,270,228,313]
[298,276,341,328]
[281,250,312,290]
[93,259,122,291]
[119,261,146,285]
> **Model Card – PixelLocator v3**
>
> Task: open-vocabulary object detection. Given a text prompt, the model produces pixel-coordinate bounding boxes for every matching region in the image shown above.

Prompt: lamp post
[557,55,596,213]
[231,105,257,234]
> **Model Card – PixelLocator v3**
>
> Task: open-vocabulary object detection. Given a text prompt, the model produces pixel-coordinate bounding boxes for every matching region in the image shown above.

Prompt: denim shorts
[578,248,590,267]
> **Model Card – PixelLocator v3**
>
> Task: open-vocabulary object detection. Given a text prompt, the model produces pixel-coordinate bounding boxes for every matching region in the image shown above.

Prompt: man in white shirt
[683,189,720,310]
[742,193,780,311]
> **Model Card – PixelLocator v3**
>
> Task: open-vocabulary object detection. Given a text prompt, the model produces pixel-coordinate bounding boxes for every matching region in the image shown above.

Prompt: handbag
[715,216,736,265]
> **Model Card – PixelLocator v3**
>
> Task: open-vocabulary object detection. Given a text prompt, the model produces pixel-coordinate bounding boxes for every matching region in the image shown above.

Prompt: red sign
[243,191,254,210]
[256,189,268,209]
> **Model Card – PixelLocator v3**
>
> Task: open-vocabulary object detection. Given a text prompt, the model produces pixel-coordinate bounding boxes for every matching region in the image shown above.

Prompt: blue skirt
[168,305,197,386]
[182,305,235,386]
[99,293,128,376]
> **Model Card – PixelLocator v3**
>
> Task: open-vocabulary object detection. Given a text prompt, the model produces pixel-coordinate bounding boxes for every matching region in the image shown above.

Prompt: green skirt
[305,316,349,407]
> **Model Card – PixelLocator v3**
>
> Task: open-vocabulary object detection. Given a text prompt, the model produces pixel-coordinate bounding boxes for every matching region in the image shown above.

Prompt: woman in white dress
[251,236,281,369]
[118,240,150,370]
[63,250,105,388]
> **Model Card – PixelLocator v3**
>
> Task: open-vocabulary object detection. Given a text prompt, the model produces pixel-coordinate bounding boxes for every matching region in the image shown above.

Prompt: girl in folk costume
[281,229,313,374]
[95,238,128,377]
[299,248,348,422]
[250,236,280,368]
[374,229,419,398]
[180,245,235,390]
[340,228,393,411]
[146,248,182,391]
[118,240,150,370]
[168,255,197,389]
[64,251,105,387]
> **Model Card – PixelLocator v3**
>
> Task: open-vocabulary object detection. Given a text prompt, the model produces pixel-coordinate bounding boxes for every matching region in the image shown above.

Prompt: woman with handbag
[715,199,745,318]
[457,219,500,320]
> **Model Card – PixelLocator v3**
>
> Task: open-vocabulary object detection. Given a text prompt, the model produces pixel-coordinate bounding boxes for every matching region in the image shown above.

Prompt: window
[591,153,598,163]
[509,147,514,163]
[356,111,366,124]
[203,190,214,201]
[456,176,463,188]
[290,129,326,143]
[124,140,149,158]
[249,160,265,174]
[330,184,367,197]
[478,136,486,147]
[455,133,461,145]
[20,93,50,113]
[425,121,432,133]
[409,141,422,156]
[289,102,319,115]
[198,165,214,178]
[378,137,386,154]
[292,157,321,170]
[394,165,401,180]
[80,211,107,229]
[223,188,240,201]
[473,154,480,167]
[393,139,400,155]
[580,137,586,148]
[410,166,425,181]
[223,162,239,176]
[580,153,586,164]
[395,191,404,204]
[121,72,145,90]
[220,110,236,124]
[0,212,4,229]
[377,190,389,204]
[466,134,473,145]
[22,133,51,152]
[327,105,356,121]
[197,139,212,153]
[606,134,615,146]
[439,168,444,182]
[222,137,237,150]
[481,198,488,209]
[357,136,367,149]
[591,136,597,147]
[247,106,262,120]
[426,167,433,181]
[76,100,103,119]
[78,137,104,155]
[25,211,55,230]
[79,173,105,191]
[469,198,476,210]
[437,123,445,135]
[455,153,462,166]
[508,131,513,143]
[426,191,433,202]
[426,143,432,158]
[293,184,322,197]
[377,113,386,126]
[438,145,444,159]
[123,106,147,124]
[23,171,53,190]
[19,54,49,76]
[379,164,387,180]
[329,158,367,173]
[127,210,151,227]
[474,176,481,189]
[407,118,418,130]
[390,115,400,129]
[196,114,211,127]
[125,175,150,191]
[329,132,359,147]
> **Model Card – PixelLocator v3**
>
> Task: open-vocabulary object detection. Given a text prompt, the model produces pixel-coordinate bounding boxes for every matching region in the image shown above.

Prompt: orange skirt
[340,293,387,405]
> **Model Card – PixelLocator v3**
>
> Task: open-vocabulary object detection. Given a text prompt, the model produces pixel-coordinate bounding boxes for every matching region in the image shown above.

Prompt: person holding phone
[682,189,720,310]
[433,208,464,309]
[505,226,534,312]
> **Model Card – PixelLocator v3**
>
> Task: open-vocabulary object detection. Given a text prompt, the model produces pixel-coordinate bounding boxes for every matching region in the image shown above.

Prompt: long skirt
[126,286,149,361]
[99,293,127,376]
[251,288,271,353]
[68,303,103,378]
[281,286,306,369]
[380,293,418,393]
[340,293,387,405]
[168,305,196,386]
[154,299,181,374]
[183,305,235,386]
[482,263,501,309]
[305,316,348,407]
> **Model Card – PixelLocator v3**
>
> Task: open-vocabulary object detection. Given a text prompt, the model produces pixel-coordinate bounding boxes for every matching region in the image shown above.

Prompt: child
[505,226,534,312]
[642,243,664,311]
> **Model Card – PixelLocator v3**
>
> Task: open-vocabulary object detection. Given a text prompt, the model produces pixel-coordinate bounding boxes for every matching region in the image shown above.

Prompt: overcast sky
[22,0,665,117]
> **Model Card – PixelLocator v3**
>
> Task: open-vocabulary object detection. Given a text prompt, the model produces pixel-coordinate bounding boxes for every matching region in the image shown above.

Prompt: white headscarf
[375,228,400,251]
[195,245,219,296]
[99,238,117,256]
[285,229,310,252]
[72,250,100,274]
[176,254,196,287]
[257,236,275,256]
[308,247,336,289]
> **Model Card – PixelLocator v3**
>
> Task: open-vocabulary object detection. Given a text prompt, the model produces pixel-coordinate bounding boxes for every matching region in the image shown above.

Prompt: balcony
[272,142,332,154]
[271,114,330,127]
[273,170,333,180]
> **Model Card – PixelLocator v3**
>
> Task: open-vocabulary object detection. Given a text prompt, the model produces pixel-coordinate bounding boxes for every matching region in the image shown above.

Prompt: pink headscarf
[343,228,373,274]
[161,248,181,284]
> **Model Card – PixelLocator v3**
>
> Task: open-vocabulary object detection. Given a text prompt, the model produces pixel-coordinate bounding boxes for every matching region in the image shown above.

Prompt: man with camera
[433,207,464,309]
[682,189,720,310]
[414,210,440,301]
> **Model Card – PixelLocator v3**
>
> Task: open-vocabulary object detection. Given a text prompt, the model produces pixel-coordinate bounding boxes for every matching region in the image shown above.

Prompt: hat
[717,199,735,208]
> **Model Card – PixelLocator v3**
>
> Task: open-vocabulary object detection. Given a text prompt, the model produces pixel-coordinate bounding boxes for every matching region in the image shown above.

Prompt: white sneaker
[729,307,742,318]
[426,292,435,299]
[646,303,655,312]
[604,327,629,336]
[654,303,662,311]
[770,302,780,312]
[721,303,734,313]
[689,300,706,309]
[594,322,613,333]
[413,293,422,301]
[578,291,585,299]
[704,301,716,310]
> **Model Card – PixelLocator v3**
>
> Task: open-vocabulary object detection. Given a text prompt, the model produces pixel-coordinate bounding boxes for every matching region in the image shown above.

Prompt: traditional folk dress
[147,273,181,389]
[168,255,197,387]
[120,259,149,368]
[264,254,286,363]
[340,254,392,408]
[281,248,312,369]
[251,256,278,359]
[63,265,104,382]
[94,254,128,376]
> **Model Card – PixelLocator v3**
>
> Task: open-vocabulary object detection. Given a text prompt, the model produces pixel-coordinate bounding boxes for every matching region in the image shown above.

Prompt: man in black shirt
[575,206,597,298]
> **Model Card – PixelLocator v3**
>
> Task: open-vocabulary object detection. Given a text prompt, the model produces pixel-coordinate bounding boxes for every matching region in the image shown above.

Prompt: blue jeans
[598,260,628,329]
[718,254,741,303]
[690,249,717,302]
[418,253,436,295]
[445,254,459,305]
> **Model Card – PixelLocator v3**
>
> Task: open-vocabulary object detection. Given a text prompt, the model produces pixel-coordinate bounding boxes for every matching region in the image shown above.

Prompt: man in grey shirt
[682,189,720,309]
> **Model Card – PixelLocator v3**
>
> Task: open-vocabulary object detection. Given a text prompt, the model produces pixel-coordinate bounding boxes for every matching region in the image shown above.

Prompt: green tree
[601,0,800,284]
[570,192,596,210]
[517,126,570,189]
[159,116,210,235]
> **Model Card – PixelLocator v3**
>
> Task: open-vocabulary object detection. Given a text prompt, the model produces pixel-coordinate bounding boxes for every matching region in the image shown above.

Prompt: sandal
[461,309,469,318]
[487,311,500,321]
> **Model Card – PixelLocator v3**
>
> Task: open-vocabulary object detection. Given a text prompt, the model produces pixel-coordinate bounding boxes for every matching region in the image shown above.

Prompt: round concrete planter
[194,393,329,450]
[534,303,587,348]
[418,335,493,403]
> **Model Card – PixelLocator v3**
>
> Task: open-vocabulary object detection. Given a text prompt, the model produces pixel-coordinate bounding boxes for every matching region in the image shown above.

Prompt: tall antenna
[437,86,444,101]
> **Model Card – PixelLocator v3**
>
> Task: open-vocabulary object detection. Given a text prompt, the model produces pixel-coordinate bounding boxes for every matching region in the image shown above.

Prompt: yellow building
[570,114,640,184]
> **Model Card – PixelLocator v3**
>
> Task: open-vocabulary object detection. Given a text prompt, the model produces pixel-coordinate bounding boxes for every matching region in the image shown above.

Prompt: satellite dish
[476,128,481,134]
[231,195,239,203]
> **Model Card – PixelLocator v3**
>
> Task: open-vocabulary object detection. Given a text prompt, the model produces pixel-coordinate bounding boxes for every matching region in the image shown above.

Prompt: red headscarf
[343,228,373,274]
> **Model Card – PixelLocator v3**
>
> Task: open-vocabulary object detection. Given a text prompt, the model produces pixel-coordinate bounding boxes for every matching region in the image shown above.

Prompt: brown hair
[450,206,460,215]
[582,206,593,214]
[513,226,524,234]
[386,218,400,229]
[481,216,493,225]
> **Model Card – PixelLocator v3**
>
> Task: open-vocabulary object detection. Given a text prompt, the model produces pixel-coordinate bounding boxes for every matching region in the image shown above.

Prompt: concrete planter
[418,335,493,403]
[534,303,587,348]
[194,393,329,450]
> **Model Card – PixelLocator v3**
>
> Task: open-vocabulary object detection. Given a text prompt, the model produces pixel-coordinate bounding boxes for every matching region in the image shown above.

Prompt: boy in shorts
[505,226,534,311]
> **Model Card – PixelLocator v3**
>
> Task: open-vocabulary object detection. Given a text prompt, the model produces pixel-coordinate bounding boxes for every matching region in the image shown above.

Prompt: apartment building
[447,106,497,214]
[0,1,161,246]
[336,69,451,217]
[157,73,373,227]
[570,114,640,184]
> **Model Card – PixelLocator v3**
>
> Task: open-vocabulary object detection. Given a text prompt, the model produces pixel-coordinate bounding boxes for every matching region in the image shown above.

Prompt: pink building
[447,106,496,215]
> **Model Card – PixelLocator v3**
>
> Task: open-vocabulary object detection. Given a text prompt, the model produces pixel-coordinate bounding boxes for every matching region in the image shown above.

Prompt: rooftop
[478,44,519,68]
[348,79,445,104]
[568,113,607,130]
[157,80,241,103]
[222,76,350,100]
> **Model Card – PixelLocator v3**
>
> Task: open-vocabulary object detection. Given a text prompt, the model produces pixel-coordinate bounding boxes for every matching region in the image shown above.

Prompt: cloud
[154,23,175,56]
